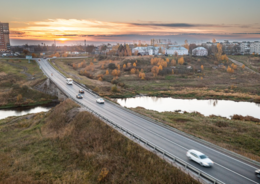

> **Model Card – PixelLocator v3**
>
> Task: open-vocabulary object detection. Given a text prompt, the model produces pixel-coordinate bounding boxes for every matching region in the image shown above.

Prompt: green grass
[0,99,198,184]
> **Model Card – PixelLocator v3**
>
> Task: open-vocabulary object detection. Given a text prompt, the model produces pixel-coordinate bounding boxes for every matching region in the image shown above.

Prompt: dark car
[79,89,84,93]
[76,94,83,99]
[256,169,260,178]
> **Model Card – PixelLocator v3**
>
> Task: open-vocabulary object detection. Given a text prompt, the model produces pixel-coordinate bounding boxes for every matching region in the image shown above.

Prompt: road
[37,58,260,184]
[228,58,260,75]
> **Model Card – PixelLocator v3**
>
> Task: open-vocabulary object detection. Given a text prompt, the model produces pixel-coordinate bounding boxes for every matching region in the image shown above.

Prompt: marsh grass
[0,99,198,184]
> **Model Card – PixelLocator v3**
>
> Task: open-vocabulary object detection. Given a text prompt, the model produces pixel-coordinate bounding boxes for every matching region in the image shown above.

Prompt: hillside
[0,99,199,184]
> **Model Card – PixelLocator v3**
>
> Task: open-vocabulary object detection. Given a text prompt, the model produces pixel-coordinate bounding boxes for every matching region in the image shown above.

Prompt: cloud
[9,19,260,41]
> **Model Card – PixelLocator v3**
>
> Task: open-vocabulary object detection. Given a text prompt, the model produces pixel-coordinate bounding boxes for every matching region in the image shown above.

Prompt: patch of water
[116,97,260,119]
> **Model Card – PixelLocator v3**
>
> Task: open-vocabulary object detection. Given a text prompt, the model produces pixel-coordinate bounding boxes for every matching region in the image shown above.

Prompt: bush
[108,63,116,70]
[111,85,119,93]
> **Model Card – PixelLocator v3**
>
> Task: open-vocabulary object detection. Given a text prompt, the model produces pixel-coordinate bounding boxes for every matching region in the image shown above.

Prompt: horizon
[1,0,260,45]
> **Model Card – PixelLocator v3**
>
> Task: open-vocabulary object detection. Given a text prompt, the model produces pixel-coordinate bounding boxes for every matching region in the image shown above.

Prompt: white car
[186,149,214,167]
[256,169,260,178]
[96,98,105,104]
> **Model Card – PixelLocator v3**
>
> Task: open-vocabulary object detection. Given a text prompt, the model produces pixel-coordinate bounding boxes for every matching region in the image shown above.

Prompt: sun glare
[57,38,67,41]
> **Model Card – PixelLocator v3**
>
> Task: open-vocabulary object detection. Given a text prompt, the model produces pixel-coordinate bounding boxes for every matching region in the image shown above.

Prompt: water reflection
[116,97,260,119]
[0,103,58,120]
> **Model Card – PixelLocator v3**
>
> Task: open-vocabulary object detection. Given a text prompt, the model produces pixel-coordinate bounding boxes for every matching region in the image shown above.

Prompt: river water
[0,103,58,120]
[116,97,260,119]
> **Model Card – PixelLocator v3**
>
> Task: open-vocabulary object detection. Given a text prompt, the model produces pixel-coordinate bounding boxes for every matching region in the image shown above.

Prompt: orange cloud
[9,19,260,40]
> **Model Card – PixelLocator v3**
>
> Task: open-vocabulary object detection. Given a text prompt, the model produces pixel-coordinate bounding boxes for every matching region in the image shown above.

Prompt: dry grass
[131,107,260,162]
[0,99,198,184]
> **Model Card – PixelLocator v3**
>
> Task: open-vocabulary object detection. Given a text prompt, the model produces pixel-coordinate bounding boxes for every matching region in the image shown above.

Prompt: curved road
[37,58,259,184]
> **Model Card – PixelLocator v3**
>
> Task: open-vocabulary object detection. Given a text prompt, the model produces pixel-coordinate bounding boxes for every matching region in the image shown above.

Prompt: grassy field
[0,59,56,108]
[0,99,199,184]
[228,55,260,73]
[50,55,260,102]
[130,107,260,162]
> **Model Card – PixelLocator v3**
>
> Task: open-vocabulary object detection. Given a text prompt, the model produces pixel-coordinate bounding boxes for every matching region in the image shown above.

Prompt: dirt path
[228,57,260,75]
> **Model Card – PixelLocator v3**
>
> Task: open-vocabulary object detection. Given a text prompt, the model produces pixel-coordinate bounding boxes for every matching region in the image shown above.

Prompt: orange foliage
[158,65,163,71]
[201,65,204,70]
[151,66,159,77]
[130,68,136,74]
[171,59,176,66]
[117,64,121,70]
[241,64,245,69]
[123,64,126,69]
[139,72,145,80]
[112,69,120,76]
[127,63,131,67]
[178,57,185,65]
[106,70,109,75]
[133,62,136,67]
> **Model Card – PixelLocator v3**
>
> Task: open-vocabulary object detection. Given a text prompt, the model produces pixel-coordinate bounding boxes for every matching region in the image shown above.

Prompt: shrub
[111,85,118,93]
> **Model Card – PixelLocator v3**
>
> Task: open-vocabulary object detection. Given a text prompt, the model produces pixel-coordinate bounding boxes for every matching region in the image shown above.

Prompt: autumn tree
[133,62,136,67]
[221,54,228,62]
[123,64,126,69]
[130,68,136,74]
[201,65,204,70]
[184,40,189,49]
[241,64,245,69]
[93,58,97,62]
[172,69,174,74]
[171,59,176,66]
[106,70,109,75]
[17,94,22,102]
[151,66,159,77]
[166,58,170,62]
[127,62,131,68]
[31,53,36,58]
[101,64,105,69]
[216,43,222,61]
[158,65,163,71]
[178,57,185,65]
[112,69,120,77]
[117,64,120,70]
[139,72,145,79]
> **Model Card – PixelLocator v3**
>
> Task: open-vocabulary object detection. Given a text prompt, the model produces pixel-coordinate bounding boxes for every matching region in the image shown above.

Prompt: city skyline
[1,0,260,44]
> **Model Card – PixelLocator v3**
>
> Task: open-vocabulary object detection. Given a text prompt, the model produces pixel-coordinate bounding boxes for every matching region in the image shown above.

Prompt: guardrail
[39,59,225,184]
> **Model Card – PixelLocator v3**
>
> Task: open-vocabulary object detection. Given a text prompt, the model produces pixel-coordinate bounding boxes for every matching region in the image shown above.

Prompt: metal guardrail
[40,59,225,184]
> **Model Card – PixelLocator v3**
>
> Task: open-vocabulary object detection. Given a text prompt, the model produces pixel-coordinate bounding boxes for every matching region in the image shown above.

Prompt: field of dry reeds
[0,99,198,184]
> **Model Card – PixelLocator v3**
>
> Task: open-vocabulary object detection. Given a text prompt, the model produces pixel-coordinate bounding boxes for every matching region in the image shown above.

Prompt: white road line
[215,163,259,184]
[40,59,259,183]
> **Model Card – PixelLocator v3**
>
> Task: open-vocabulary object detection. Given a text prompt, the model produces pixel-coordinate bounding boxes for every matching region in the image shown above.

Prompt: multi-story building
[240,41,250,54]
[250,41,260,54]
[0,23,10,52]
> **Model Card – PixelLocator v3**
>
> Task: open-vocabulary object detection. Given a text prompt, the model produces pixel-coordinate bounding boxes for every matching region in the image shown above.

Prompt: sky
[1,0,260,45]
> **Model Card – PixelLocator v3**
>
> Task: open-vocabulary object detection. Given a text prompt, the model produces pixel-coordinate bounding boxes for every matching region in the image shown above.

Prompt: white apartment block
[250,41,260,54]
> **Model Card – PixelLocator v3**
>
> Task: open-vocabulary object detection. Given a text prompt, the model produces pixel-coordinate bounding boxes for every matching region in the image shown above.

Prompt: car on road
[79,89,84,93]
[76,94,83,99]
[96,98,105,104]
[186,149,214,167]
[66,78,73,85]
[256,169,260,178]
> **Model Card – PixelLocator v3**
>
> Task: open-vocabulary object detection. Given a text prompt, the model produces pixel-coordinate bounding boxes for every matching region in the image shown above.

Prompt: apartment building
[239,41,250,54]
[250,41,260,54]
[0,23,10,52]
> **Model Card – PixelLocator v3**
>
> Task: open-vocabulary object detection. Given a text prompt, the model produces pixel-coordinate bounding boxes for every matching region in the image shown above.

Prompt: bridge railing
[38,59,225,184]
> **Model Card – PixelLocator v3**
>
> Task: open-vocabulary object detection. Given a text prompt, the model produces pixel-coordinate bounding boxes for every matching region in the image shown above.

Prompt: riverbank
[130,107,260,162]
[0,99,198,184]
[49,56,260,103]
[0,59,58,109]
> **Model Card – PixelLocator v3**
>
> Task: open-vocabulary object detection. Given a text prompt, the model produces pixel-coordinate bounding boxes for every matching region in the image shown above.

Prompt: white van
[66,78,73,85]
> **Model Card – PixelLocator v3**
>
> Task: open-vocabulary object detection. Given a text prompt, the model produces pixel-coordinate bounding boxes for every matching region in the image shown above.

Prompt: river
[116,97,260,119]
[0,102,58,120]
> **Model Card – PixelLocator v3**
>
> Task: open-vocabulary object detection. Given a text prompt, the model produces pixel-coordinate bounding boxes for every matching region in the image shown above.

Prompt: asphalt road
[37,58,260,184]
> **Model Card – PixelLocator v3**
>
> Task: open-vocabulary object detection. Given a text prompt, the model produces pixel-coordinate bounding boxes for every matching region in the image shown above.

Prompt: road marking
[40,59,259,183]
[215,163,259,184]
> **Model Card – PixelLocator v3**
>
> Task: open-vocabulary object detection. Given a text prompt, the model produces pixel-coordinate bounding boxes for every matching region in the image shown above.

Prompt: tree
[221,54,228,62]
[17,94,22,102]
[172,69,174,74]
[166,58,170,62]
[101,64,105,69]
[171,59,176,66]
[117,64,120,70]
[23,50,29,55]
[178,57,185,65]
[31,53,36,58]
[242,64,245,69]
[130,68,136,74]
[201,65,204,70]
[112,69,120,77]
[151,66,159,77]
[93,58,97,62]
[216,43,222,61]
[133,62,136,67]
[106,70,109,75]
[127,63,131,67]
[158,65,163,71]
[184,40,189,49]
[212,38,216,43]
[123,64,126,69]
[139,72,145,79]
